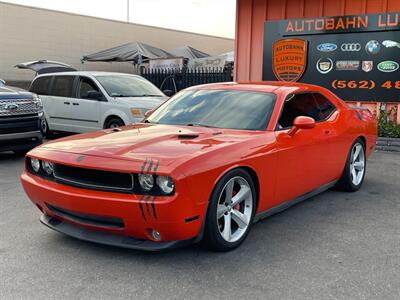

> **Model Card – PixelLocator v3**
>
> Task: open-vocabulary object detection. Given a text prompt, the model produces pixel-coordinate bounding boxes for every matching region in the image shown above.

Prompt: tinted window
[313,93,336,120]
[95,75,163,98]
[277,93,337,129]
[147,90,276,130]
[77,77,101,99]
[51,76,74,97]
[30,76,51,95]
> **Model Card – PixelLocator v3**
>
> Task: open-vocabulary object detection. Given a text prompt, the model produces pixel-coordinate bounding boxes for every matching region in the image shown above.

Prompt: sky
[2,0,236,38]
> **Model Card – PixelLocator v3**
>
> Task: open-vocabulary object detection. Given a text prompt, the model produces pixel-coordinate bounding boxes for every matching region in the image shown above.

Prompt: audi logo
[341,43,361,51]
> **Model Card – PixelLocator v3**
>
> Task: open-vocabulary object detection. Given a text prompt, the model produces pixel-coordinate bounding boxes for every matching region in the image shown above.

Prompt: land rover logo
[4,103,19,111]
[377,61,399,72]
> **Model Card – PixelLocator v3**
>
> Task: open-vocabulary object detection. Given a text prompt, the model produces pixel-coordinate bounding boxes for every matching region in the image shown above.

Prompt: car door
[69,76,102,133]
[45,75,75,132]
[274,92,337,204]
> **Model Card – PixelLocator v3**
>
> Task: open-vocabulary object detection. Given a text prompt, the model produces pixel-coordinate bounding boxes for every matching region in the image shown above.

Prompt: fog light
[42,161,55,175]
[151,229,161,241]
[30,158,40,172]
[138,174,154,191]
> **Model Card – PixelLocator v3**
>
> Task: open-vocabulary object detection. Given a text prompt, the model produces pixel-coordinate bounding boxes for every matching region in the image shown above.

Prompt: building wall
[0,2,233,84]
[235,0,400,122]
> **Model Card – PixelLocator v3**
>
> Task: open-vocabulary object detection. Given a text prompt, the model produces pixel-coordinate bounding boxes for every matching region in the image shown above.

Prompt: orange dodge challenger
[21,82,377,251]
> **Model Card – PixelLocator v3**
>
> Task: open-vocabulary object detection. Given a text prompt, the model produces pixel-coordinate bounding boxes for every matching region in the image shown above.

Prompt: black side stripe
[144,195,151,216]
[141,158,148,173]
[146,159,154,173]
[138,195,146,220]
[151,196,157,219]
[153,159,160,174]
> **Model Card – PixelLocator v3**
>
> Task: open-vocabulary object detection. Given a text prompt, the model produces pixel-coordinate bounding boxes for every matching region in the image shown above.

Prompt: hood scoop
[177,134,199,139]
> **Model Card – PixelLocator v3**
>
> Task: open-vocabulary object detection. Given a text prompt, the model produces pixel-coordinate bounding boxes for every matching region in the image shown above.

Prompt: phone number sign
[262,12,400,102]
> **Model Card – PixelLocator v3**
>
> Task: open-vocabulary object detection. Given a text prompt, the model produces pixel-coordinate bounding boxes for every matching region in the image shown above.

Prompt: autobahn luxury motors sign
[263,12,400,102]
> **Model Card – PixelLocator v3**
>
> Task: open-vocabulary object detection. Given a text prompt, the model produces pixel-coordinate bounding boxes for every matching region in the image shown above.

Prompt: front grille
[0,115,40,134]
[54,164,134,193]
[0,99,39,117]
[46,203,125,229]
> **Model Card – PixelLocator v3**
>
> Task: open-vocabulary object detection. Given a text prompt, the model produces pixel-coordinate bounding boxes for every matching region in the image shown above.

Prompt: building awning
[81,42,174,63]
[169,46,210,60]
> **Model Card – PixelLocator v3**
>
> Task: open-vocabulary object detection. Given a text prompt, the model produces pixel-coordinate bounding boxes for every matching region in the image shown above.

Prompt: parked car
[21,82,377,251]
[29,71,168,136]
[0,79,43,154]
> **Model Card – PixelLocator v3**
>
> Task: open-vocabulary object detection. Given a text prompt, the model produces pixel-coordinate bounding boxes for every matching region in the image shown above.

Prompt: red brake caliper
[232,190,241,210]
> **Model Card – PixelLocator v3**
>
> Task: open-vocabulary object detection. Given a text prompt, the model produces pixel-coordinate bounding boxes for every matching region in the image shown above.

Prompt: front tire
[335,138,366,192]
[104,117,125,129]
[202,169,256,251]
[41,118,53,139]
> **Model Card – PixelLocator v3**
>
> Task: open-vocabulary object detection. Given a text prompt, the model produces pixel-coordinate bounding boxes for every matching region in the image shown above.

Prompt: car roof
[35,71,141,78]
[186,81,324,94]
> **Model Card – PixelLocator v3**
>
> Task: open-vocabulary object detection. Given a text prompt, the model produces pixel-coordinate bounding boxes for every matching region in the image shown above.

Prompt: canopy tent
[81,42,174,63]
[15,60,77,75]
[169,46,210,60]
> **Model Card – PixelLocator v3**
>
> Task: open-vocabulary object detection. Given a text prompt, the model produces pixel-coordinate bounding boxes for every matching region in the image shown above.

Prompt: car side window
[30,76,51,95]
[50,76,74,98]
[277,93,321,129]
[312,93,337,120]
[77,77,101,100]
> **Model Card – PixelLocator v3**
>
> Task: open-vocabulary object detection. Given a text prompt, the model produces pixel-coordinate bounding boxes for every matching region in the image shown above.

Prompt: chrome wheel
[217,176,253,243]
[350,143,365,186]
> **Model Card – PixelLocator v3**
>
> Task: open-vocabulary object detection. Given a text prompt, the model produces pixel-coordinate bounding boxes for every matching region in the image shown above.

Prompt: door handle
[64,102,70,105]
[72,103,79,106]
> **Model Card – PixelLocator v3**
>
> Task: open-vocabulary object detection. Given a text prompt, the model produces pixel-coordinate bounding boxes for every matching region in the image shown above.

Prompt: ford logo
[316,43,337,52]
[4,103,19,111]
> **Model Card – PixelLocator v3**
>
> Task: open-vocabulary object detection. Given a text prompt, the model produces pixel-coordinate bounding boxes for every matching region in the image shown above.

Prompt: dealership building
[0,1,233,86]
[235,0,400,123]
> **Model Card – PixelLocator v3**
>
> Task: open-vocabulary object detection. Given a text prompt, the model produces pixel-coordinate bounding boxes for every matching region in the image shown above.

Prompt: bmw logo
[365,40,380,55]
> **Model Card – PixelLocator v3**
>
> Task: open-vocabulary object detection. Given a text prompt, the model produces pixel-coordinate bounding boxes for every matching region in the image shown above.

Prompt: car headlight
[30,158,40,172]
[156,176,174,194]
[138,174,154,191]
[131,108,146,118]
[33,94,43,110]
[42,161,55,175]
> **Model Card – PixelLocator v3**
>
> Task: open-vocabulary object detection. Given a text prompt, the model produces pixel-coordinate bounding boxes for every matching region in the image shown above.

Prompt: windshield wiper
[143,119,158,124]
[186,123,216,128]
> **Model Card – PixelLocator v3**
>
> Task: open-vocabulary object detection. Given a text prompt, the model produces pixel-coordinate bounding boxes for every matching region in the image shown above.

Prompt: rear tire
[104,117,125,129]
[202,169,256,252]
[335,138,366,192]
[41,118,53,139]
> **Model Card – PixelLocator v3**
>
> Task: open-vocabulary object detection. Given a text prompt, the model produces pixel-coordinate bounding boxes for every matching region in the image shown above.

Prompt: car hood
[0,85,33,99]
[114,96,168,109]
[40,123,263,167]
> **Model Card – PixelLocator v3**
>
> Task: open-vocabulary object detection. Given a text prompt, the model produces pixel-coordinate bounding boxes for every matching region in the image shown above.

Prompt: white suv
[30,71,168,136]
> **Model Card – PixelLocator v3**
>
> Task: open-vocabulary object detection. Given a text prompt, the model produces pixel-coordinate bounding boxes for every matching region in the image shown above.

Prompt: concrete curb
[376,137,400,152]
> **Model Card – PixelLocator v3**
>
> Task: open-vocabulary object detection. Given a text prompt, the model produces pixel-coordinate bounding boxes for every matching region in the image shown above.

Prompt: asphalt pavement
[1,151,400,300]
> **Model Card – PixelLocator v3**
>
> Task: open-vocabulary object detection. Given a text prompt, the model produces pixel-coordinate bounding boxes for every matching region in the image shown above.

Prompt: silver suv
[0,79,43,154]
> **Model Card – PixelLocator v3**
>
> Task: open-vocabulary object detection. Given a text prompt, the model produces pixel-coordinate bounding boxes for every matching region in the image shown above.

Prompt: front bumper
[21,171,207,249]
[40,214,196,251]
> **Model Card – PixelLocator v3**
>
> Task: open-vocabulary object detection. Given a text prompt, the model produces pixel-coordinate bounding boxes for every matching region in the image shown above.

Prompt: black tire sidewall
[105,117,124,129]
[337,138,366,192]
[203,168,257,251]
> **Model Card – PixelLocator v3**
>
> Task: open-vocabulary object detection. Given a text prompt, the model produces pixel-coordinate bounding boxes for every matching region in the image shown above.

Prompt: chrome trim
[0,130,42,141]
[53,168,135,192]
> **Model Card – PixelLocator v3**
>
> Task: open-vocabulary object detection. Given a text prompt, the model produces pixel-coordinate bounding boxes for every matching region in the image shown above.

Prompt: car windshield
[147,89,276,130]
[95,75,164,98]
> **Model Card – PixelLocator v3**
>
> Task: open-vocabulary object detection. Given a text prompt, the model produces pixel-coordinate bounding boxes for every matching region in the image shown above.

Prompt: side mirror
[86,90,103,100]
[0,79,6,86]
[287,116,315,136]
[163,89,174,97]
[144,109,155,118]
